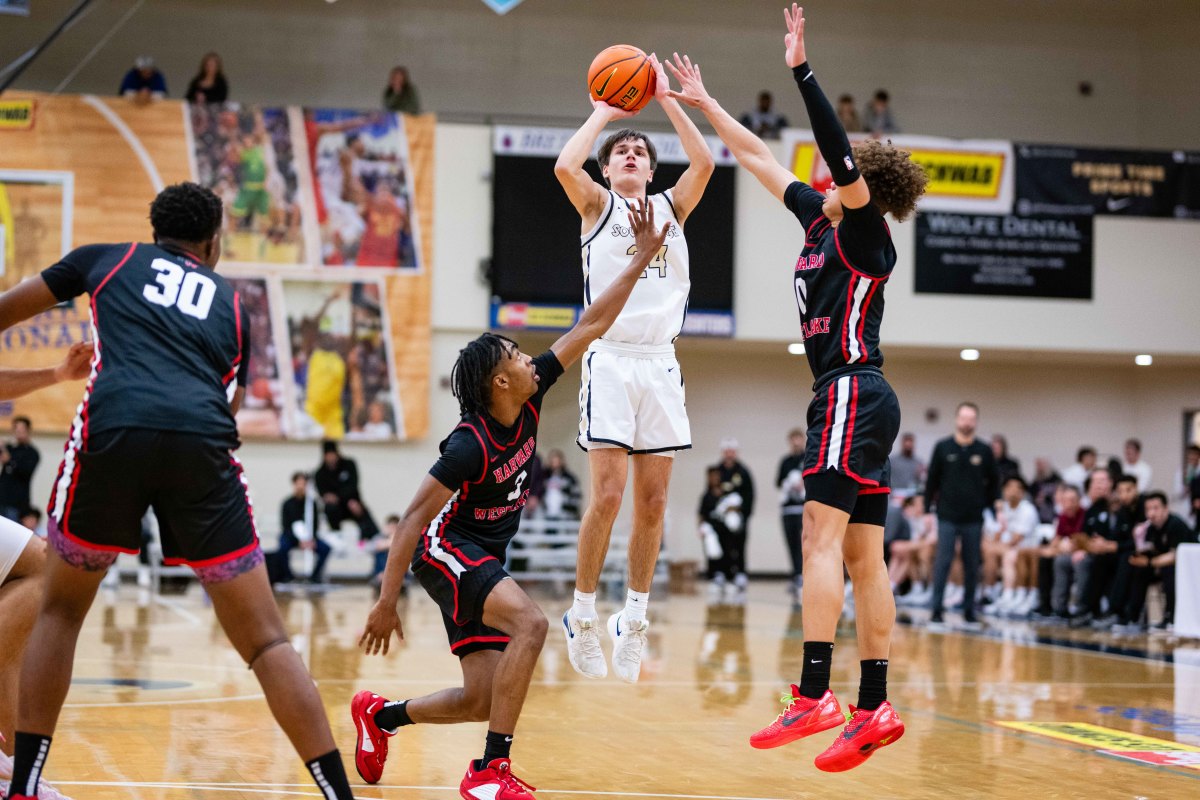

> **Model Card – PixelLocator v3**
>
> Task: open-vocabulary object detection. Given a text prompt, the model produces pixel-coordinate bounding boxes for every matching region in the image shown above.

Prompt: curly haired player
[667,4,927,772]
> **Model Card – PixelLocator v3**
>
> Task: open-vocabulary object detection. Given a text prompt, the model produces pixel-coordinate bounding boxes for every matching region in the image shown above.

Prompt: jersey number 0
[143,258,217,320]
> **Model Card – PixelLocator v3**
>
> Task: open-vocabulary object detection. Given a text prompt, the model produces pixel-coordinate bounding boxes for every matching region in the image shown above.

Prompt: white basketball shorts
[577,340,691,456]
[0,515,34,585]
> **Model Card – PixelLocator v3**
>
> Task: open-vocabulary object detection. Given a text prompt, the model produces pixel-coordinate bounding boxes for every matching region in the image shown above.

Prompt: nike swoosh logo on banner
[595,67,619,97]
[781,706,816,727]
[358,718,375,753]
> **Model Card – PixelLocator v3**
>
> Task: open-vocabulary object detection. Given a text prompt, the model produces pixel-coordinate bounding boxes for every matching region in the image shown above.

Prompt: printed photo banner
[0,93,433,441]
[781,130,1015,215]
[914,212,1093,299]
[1014,143,1197,219]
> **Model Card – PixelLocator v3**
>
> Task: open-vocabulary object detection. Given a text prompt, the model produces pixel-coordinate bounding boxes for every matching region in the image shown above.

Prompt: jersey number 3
[626,244,669,279]
[143,258,217,320]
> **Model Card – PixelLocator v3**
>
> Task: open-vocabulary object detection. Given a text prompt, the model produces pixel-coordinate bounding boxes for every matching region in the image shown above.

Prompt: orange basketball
[587,44,656,113]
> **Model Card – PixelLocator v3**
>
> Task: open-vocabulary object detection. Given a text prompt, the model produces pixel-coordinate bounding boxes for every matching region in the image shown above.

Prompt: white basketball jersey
[581,189,690,346]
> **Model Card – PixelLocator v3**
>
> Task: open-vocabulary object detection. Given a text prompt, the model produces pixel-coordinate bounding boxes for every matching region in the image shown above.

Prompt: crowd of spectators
[116,53,423,115]
[876,407,1199,633]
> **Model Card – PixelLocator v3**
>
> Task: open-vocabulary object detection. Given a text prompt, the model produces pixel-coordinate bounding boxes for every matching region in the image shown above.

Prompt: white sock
[623,589,650,623]
[572,589,597,621]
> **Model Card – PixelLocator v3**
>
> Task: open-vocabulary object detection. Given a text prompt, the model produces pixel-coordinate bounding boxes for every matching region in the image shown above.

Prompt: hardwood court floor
[33,583,1200,799]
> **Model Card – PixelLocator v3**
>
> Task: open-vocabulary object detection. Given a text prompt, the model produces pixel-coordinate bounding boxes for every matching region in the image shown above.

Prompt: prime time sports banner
[781,131,1015,215]
[1013,144,1192,218]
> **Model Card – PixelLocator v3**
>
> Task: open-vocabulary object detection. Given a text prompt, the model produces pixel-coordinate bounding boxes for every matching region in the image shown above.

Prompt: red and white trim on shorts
[49,244,138,536]
[450,635,511,654]
[803,374,881,488]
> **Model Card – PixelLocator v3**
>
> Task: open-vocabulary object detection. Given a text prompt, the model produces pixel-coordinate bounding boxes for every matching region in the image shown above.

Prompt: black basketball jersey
[41,243,250,445]
[416,351,564,562]
[783,182,896,384]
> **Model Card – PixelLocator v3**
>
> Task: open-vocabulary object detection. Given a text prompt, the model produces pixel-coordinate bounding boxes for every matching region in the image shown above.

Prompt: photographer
[0,417,39,522]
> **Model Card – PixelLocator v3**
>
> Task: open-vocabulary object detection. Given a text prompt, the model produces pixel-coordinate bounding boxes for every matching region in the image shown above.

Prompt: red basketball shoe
[814,701,905,772]
[350,690,392,784]
[460,758,537,799]
[749,686,846,749]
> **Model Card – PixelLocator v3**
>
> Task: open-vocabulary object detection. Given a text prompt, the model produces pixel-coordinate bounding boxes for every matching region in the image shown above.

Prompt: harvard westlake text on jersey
[783,182,896,383]
[419,351,564,561]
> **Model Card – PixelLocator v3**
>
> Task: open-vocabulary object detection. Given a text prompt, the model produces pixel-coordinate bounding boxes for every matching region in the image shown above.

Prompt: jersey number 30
[626,244,669,279]
[143,258,217,320]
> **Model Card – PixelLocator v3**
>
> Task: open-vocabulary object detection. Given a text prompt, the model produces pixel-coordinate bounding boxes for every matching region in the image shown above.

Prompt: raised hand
[664,52,712,110]
[629,197,670,257]
[649,52,670,102]
[784,3,807,68]
[590,94,639,121]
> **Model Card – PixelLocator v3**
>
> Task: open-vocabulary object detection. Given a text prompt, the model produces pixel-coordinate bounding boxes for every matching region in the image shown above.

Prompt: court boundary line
[52,781,791,800]
[81,95,165,192]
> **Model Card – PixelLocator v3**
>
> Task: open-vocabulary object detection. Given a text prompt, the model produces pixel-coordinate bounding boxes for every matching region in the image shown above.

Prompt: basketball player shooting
[555,52,714,684]
[352,200,669,800]
[667,4,928,771]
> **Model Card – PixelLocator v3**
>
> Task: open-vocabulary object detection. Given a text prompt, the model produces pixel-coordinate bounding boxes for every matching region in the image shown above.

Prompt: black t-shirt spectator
[315,456,363,503]
[717,461,755,518]
[776,453,805,516]
[281,493,320,544]
[924,437,997,523]
[1145,513,1198,556]
[1190,472,1200,531]
[1084,502,1136,554]
[0,442,39,513]
[186,74,228,105]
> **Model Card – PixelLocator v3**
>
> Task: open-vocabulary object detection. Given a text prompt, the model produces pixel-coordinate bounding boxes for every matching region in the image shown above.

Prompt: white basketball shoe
[561,609,607,679]
[607,611,649,684]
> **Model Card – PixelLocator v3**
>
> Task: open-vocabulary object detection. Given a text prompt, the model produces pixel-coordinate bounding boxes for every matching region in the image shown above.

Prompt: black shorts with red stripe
[412,532,511,658]
[48,428,262,584]
[802,367,900,526]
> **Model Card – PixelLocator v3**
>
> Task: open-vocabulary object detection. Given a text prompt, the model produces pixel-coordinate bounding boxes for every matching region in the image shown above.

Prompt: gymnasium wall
[3,0,1199,149]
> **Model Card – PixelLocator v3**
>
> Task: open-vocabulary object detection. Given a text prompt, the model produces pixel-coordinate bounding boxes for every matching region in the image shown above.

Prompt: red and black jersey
[414,351,564,564]
[784,182,896,385]
[41,243,249,447]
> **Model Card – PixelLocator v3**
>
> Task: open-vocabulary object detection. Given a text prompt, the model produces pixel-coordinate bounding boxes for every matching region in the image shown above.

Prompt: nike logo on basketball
[595,67,619,97]
[358,718,375,753]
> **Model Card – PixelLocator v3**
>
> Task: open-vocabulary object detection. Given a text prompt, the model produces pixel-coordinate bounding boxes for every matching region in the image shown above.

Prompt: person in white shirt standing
[1121,438,1153,493]
[1060,446,1097,496]
[555,53,714,683]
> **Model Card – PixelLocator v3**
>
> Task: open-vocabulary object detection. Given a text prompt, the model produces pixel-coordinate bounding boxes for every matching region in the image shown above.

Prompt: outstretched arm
[0,341,92,401]
[650,54,714,222]
[666,55,796,202]
[550,199,669,368]
[784,4,870,209]
[360,474,455,655]
[554,100,637,222]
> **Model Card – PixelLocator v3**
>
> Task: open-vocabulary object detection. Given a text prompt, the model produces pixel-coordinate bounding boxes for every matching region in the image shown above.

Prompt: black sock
[477,730,513,769]
[373,699,413,733]
[857,658,889,711]
[6,732,52,798]
[305,750,354,800]
[798,641,835,699]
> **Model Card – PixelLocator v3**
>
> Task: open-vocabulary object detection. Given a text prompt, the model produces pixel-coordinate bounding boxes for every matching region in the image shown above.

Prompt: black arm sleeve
[429,428,485,490]
[529,350,565,410]
[793,63,860,187]
[237,301,252,387]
